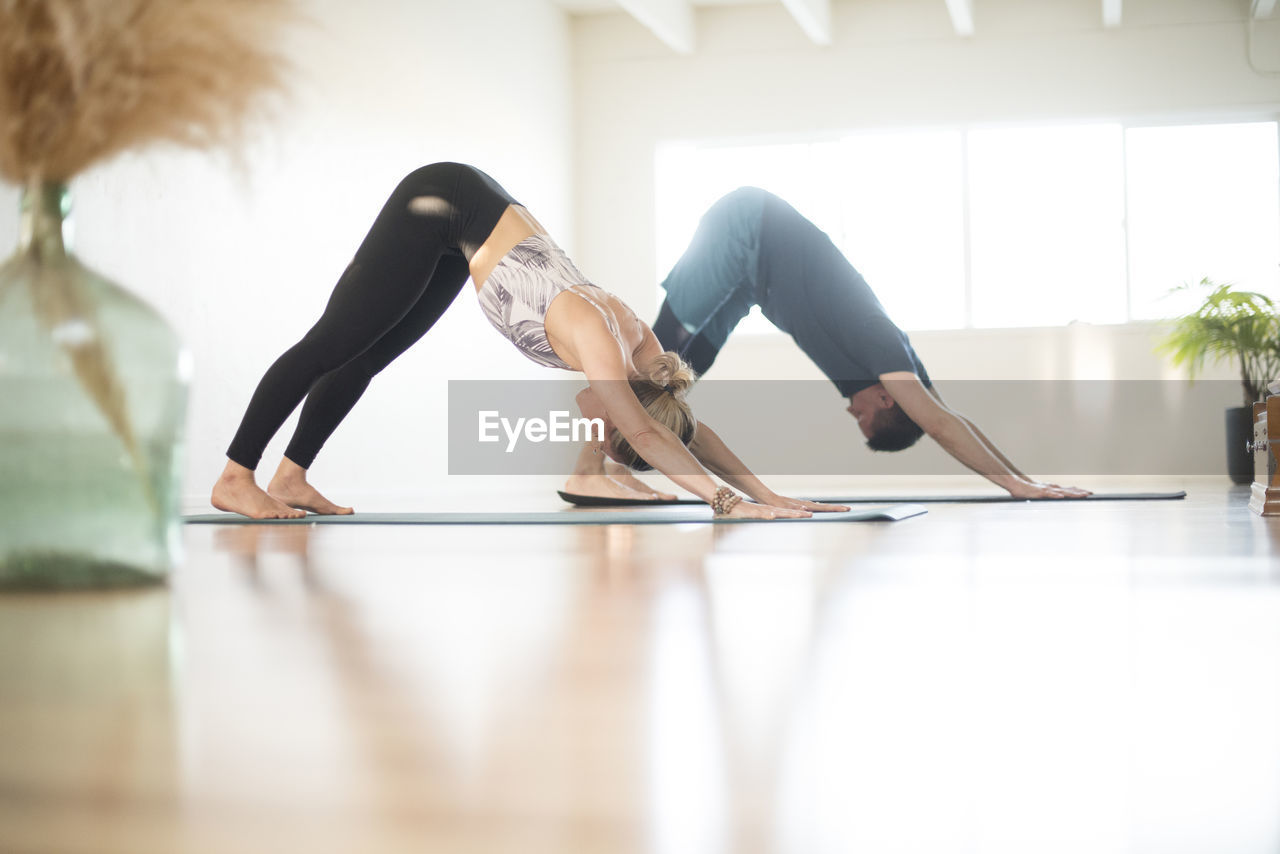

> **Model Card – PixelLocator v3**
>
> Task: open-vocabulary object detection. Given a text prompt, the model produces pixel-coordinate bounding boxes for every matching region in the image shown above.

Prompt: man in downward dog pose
[564,187,1089,501]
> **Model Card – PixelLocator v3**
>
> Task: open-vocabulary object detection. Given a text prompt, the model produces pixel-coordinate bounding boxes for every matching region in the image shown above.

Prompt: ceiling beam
[944,0,974,37]
[617,0,695,53]
[779,0,831,45]
[1102,0,1122,28]
[1253,0,1277,18]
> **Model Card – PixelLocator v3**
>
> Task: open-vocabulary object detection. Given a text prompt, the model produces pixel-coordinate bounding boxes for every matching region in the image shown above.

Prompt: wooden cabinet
[1249,394,1280,515]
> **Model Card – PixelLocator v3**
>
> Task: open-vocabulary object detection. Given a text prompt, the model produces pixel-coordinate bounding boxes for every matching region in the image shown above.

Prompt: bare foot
[267,458,353,515]
[563,442,674,501]
[563,473,672,502]
[212,461,307,520]
[603,461,678,500]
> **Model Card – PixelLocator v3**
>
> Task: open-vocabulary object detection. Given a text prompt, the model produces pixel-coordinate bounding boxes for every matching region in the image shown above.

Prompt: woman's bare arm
[688,421,848,512]
[568,315,811,518]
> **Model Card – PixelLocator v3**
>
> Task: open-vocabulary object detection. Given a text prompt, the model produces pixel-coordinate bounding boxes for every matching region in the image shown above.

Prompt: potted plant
[1157,278,1280,484]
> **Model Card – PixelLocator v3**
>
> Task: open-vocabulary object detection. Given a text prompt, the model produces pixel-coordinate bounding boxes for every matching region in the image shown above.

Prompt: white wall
[0,0,574,508]
[4,0,1279,505]
[571,0,1280,480]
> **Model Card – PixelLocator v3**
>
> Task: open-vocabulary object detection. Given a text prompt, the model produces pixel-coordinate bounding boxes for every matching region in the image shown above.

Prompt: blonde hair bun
[644,351,696,395]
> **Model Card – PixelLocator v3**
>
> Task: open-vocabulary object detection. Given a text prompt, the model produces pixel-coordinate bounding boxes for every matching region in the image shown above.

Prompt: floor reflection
[0,585,178,853]
[213,523,318,588]
[83,496,1280,851]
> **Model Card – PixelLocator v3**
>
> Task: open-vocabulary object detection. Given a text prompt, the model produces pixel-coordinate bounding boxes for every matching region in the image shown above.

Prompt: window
[968,124,1127,327]
[654,120,1280,331]
[655,140,844,334]
[1126,122,1280,320]
[838,131,965,330]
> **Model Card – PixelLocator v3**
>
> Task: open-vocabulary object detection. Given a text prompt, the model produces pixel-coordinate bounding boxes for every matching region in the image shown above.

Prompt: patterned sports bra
[477,234,618,370]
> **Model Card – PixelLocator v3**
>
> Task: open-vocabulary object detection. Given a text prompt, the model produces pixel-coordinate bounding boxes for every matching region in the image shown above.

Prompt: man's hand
[1007,480,1093,499]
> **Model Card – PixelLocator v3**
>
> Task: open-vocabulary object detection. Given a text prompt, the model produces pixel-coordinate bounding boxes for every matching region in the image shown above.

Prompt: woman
[211,163,846,520]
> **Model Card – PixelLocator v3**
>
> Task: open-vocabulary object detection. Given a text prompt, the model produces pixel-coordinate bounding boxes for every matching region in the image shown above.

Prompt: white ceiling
[550,0,838,51]
[549,0,770,13]
[547,0,1276,53]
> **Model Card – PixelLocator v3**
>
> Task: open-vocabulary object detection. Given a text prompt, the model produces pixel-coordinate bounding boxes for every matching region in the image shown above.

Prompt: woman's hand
[724,500,813,520]
[687,422,851,515]
[757,494,850,513]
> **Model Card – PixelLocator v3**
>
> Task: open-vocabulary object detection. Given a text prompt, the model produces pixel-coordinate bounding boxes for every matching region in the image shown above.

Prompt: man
[563,187,1088,501]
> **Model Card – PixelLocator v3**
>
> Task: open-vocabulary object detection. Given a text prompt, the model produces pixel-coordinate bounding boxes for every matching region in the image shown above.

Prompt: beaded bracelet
[711,486,742,516]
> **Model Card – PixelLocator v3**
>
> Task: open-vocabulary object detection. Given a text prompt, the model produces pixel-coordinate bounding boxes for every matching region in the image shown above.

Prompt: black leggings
[226,167,493,470]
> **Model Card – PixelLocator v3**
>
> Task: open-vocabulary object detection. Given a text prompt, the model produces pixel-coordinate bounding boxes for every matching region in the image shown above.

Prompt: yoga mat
[557,490,1187,507]
[185,504,927,526]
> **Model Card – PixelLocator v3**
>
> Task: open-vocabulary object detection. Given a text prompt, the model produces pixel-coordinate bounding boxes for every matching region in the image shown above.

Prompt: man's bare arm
[926,386,1028,478]
[883,372,1090,498]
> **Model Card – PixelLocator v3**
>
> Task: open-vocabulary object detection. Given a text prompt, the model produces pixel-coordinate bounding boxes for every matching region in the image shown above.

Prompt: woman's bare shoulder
[544,289,628,372]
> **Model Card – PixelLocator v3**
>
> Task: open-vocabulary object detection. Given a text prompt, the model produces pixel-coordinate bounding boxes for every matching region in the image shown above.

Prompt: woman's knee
[285,324,368,375]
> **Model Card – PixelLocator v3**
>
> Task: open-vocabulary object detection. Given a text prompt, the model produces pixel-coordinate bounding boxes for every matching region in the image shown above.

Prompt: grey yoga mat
[556,490,1188,507]
[184,504,927,525]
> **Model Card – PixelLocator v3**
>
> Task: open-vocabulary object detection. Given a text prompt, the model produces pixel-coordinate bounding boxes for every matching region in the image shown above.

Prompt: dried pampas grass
[0,0,295,524]
[0,0,295,183]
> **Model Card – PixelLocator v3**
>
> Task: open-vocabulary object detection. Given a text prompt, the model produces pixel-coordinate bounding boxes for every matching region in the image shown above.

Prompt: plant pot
[1226,406,1255,485]
[0,181,189,589]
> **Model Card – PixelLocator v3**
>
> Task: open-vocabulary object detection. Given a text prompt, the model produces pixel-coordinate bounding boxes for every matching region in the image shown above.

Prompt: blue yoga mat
[184,504,927,526]
[556,490,1187,507]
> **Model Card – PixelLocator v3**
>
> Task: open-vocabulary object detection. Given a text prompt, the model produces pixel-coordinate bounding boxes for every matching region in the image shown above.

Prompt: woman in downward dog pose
[212,162,845,520]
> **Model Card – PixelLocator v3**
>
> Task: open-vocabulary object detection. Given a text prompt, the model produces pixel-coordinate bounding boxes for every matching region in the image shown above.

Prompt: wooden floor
[3,484,1279,854]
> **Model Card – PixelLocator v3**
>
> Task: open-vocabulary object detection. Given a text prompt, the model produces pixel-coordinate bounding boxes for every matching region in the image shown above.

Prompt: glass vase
[0,181,189,589]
